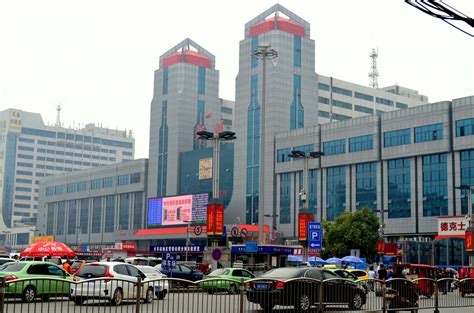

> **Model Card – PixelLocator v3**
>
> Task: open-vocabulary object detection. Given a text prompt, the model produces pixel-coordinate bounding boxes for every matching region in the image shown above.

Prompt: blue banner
[150,245,205,253]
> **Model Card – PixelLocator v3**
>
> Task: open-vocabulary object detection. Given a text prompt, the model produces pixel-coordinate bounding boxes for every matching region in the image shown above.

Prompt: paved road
[3,291,474,313]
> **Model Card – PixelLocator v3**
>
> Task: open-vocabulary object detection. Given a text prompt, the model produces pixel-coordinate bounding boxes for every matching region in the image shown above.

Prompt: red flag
[205,112,212,120]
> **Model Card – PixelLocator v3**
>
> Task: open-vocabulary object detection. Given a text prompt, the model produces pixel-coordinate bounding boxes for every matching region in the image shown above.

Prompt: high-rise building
[147,38,227,199]
[0,108,134,245]
[228,4,318,225]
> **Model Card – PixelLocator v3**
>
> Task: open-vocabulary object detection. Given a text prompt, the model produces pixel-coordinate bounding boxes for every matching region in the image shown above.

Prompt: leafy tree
[321,207,380,260]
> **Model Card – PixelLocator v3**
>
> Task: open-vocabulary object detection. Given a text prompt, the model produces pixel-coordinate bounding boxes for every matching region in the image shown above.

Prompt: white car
[136,265,168,299]
[71,262,155,305]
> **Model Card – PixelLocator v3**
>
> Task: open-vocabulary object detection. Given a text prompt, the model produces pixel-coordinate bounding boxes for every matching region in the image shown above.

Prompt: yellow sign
[32,236,54,243]
[199,158,212,180]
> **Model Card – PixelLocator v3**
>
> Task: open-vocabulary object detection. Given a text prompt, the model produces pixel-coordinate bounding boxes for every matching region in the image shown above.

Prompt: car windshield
[0,259,14,265]
[0,262,26,272]
[209,269,229,275]
[78,265,107,278]
[71,262,83,269]
[261,268,304,278]
[139,267,156,274]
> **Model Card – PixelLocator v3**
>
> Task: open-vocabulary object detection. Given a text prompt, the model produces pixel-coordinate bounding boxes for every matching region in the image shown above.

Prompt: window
[414,123,443,143]
[423,154,448,217]
[18,146,34,152]
[251,36,258,68]
[119,193,130,230]
[388,158,411,218]
[331,99,352,110]
[356,163,377,211]
[15,195,31,200]
[18,137,34,143]
[277,148,291,163]
[221,107,233,114]
[67,183,77,193]
[319,111,330,118]
[102,177,113,188]
[14,203,30,209]
[17,162,33,168]
[92,197,102,233]
[327,166,346,221]
[130,172,141,184]
[56,202,65,235]
[460,150,474,214]
[318,83,330,91]
[223,119,232,126]
[294,144,315,154]
[123,151,133,156]
[290,74,304,130]
[294,35,301,67]
[323,139,346,155]
[118,174,129,186]
[332,86,352,97]
[318,96,329,105]
[67,200,77,235]
[354,92,374,102]
[162,67,168,95]
[384,128,411,147]
[198,66,206,95]
[133,192,143,230]
[21,127,56,138]
[376,97,394,106]
[456,118,474,137]
[332,113,351,121]
[279,173,291,224]
[349,134,374,152]
[54,185,64,195]
[354,105,374,115]
[16,187,32,192]
[17,154,33,160]
[91,179,101,190]
[396,102,408,109]
[17,178,32,184]
[80,199,89,234]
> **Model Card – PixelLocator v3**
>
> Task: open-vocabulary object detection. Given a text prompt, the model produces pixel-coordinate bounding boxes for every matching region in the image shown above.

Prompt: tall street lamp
[251,42,278,245]
[196,130,236,268]
[183,220,193,263]
[289,150,324,261]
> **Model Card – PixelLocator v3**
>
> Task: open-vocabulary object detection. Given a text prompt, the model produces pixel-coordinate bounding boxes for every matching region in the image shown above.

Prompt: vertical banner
[377,239,385,254]
[215,204,224,236]
[466,230,473,252]
[207,203,215,236]
[298,213,313,242]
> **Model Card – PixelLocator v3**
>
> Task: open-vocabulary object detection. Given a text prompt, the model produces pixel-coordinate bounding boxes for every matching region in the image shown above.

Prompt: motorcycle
[386,279,419,313]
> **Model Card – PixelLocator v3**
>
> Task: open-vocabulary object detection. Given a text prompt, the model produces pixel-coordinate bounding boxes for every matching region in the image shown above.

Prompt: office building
[0,108,134,245]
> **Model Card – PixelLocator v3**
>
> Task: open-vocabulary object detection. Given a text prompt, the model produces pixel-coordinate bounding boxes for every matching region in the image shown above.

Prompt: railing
[1,276,474,312]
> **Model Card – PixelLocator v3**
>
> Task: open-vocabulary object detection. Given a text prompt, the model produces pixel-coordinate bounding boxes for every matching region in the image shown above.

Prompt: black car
[159,264,203,285]
[246,267,366,312]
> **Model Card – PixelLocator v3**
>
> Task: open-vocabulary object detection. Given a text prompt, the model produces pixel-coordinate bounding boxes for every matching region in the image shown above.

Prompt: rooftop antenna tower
[55,104,62,127]
[369,48,379,89]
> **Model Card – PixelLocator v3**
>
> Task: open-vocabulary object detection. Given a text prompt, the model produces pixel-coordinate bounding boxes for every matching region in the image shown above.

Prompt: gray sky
[1,0,473,159]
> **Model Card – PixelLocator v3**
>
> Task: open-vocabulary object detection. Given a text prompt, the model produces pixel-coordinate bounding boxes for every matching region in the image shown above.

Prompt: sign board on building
[298,213,313,242]
[149,245,205,253]
[32,236,54,243]
[245,242,258,253]
[307,222,322,250]
[438,216,468,236]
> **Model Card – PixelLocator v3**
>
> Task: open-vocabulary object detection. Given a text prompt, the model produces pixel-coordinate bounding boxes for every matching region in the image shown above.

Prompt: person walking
[378,264,388,289]
[368,266,377,292]
[63,259,72,274]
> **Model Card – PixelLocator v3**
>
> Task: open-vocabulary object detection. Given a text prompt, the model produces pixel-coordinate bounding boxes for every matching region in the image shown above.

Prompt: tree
[321,207,380,260]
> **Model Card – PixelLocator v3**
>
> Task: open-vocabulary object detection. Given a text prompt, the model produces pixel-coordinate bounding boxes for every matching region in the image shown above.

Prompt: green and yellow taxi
[0,261,73,302]
[201,268,255,294]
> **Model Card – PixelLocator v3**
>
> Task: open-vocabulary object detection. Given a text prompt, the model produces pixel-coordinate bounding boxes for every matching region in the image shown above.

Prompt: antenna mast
[369,48,379,89]
[55,104,62,127]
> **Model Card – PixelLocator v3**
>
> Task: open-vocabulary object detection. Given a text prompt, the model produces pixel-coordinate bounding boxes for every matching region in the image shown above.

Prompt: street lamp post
[289,150,324,261]
[197,130,236,268]
[251,42,278,245]
[264,214,278,243]
[183,220,192,263]
[456,185,474,265]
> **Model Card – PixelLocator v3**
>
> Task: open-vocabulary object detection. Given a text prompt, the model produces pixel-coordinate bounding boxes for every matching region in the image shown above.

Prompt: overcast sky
[1,0,473,158]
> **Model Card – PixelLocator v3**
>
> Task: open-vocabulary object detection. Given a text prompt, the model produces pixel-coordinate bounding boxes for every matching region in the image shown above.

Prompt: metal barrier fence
[1,276,474,312]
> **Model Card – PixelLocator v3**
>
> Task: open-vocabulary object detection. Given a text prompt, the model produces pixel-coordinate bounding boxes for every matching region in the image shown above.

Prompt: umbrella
[325,257,342,264]
[308,256,326,264]
[288,255,303,262]
[20,241,76,258]
[341,256,364,264]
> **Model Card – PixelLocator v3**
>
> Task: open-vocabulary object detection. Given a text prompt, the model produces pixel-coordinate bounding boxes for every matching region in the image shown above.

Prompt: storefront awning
[434,234,465,240]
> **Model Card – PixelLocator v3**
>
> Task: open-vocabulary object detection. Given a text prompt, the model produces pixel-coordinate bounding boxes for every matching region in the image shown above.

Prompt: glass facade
[388,158,411,218]
[460,150,474,214]
[162,67,168,95]
[354,105,374,115]
[67,200,76,235]
[356,162,377,211]
[157,101,168,196]
[56,201,65,235]
[326,166,346,221]
[119,193,129,230]
[46,203,54,235]
[246,75,260,224]
[193,100,206,150]
[384,128,411,147]
[198,66,206,95]
[414,123,443,143]
[80,199,89,234]
[279,173,291,224]
[354,92,374,102]
[105,195,115,233]
[331,99,352,110]
[91,197,102,233]
[349,134,373,152]
[323,139,346,155]
[332,86,352,97]
[298,170,317,215]
[290,75,304,130]
[251,36,258,68]
[456,118,474,137]
[3,133,17,227]
[423,154,448,216]
[294,35,301,67]
[277,148,292,163]
[133,192,143,230]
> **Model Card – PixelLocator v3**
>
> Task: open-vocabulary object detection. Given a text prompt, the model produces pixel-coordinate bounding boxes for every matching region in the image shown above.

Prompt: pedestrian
[63,258,72,274]
[387,267,393,280]
[368,266,377,292]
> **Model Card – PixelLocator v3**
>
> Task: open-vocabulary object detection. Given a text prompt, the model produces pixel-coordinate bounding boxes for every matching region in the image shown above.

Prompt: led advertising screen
[147,193,209,227]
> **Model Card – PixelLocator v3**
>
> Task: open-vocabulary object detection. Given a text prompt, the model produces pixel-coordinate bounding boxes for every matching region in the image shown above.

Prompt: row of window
[318,84,401,108]
[35,152,116,162]
[384,123,444,147]
[276,144,315,163]
[21,128,133,149]
[45,172,142,196]
[20,139,119,154]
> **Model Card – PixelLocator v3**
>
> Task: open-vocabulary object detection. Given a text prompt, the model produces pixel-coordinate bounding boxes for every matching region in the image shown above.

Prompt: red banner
[377,239,385,254]
[298,213,313,242]
[207,204,215,236]
[215,204,224,236]
[466,231,473,252]
[121,242,137,251]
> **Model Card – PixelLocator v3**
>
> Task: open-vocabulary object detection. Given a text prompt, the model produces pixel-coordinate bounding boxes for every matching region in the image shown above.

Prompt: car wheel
[22,286,36,303]
[349,292,364,310]
[111,288,123,306]
[228,284,238,295]
[296,293,311,312]
[73,297,84,305]
[144,287,154,303]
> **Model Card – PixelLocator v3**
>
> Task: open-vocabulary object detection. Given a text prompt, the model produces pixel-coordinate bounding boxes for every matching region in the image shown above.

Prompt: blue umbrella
[288,255,303,262]
[308,256,326,264]
[325,257,342,264]
[341,256,364,263]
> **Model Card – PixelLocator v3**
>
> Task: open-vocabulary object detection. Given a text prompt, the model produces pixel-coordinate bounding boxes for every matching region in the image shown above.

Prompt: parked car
[0,261,72,303]
[159,264,203,285]
[246,267,366,312]
[0,257,15,267]
[136,265,168,299]
[125,257,161,267]
[201,268,255,294]
[346,269,369,281]
[331,269,368,293]
[71,262,154,305]
[70,260,94,274]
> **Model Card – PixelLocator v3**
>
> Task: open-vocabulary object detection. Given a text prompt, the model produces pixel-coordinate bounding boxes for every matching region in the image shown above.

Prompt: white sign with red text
[438,216,469,236]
